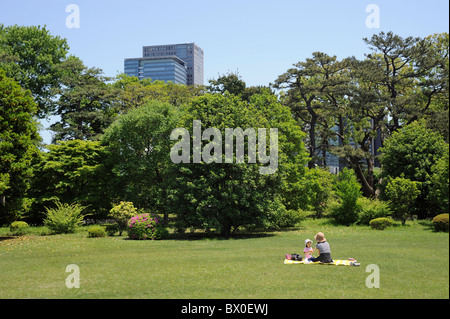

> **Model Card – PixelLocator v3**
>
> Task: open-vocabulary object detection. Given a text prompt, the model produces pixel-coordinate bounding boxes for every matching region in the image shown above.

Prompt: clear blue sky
[1,0,448,142]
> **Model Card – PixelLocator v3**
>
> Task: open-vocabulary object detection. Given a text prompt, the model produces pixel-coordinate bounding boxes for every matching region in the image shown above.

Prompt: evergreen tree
[0,69,41,224]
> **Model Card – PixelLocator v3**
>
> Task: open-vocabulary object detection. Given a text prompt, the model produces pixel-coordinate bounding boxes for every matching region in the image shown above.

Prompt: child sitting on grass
[304,239,315,262]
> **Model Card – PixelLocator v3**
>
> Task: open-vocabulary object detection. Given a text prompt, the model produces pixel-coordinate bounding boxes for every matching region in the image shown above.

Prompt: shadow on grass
[117,226,302,241]
[167,232,278,241]
[0,236,15,242]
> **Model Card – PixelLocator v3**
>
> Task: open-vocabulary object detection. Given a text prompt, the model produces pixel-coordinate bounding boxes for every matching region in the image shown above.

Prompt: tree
[207,71,274,102]
[274,32,448,198]
[329,168,362,226]
[168,92,307,236]
[363,32,447,135]
[422,33,449,142]
[109,201,138,236]
[0,69,41,225]
[385,176,421,225]
[29,140,111,223]
[379,121,448,218]
[274,52,351,169]
[207,72,247,96]
[112,74,205,112]
[247,91,309,212]
[102,100,180,224]
[0,24,69,117]
[330,32,447,198]
[296,168,335,218]
[49,56,118,142]
[330,56,388,198]
[428,149,449,215]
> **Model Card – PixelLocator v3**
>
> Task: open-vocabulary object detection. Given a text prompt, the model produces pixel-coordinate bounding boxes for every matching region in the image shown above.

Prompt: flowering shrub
[127,213,167,240]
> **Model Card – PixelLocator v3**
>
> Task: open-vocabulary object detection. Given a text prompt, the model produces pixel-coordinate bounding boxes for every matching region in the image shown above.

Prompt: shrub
[109,201,138,235]
[432,214,449,232]
[369,217,393,230]
[266,199,307,229]
[127,213,166,240]
[154,226,170,240]
[104,223,119,236]
[358,198,392,225]
[10,221,29,236]
[294,168,335,218]
[87,225,107,238]
[329,168,362,225]
[43,200,86,234]
[385,176,421,225]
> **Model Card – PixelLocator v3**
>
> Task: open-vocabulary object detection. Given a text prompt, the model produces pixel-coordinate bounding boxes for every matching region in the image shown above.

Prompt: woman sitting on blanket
[309,232,333,263]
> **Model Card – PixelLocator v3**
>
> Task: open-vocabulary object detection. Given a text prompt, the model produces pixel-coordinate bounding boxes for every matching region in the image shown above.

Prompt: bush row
[7,202,448,237]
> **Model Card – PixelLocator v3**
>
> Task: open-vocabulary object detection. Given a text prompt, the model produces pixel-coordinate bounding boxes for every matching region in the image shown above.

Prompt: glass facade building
[142,43,204,86]
[124,56,187,85]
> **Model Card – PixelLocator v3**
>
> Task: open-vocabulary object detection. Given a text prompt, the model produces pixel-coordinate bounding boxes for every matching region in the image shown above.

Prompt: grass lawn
[0,219,448,299]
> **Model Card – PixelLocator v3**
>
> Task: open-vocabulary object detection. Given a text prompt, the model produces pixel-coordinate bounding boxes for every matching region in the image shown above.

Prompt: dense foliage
[167,92,307,236]
[0,69,40,224]
[379,121,448,218]
[0,25,448,233]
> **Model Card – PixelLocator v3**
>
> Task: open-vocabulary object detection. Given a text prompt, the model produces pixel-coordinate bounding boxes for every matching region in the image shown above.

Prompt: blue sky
[1,0,449,142]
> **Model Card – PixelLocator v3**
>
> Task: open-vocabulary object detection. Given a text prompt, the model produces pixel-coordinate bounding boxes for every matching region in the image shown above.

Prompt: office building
[142,43,204,86]
[124,56,187,85]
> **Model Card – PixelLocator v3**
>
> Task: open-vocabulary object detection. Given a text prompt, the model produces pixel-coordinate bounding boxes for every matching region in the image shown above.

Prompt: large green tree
[379,121,448,218]
[0,69,41,225]
[49,56,117,142]
[274,52,351,169]
[168,92,307,236]
[363,32,448,135]
[0,24,69,117]
[28,140,111,223]
[274,32,448,198]
[422,33,449,142]
[102,100,181,223]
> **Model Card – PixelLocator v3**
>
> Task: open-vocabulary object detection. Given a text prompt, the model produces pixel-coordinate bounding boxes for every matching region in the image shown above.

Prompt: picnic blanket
[284,259,359,266]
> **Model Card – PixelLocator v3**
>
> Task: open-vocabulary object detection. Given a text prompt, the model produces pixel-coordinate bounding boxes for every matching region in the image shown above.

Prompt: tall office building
[124,56,187,85]
[142,43,204,86]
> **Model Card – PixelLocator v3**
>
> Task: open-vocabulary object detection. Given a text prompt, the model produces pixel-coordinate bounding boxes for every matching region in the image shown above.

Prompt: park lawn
[0,219,448,299]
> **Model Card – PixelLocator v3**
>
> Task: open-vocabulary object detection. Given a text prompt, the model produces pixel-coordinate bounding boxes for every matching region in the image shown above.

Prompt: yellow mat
[284,259,357,266]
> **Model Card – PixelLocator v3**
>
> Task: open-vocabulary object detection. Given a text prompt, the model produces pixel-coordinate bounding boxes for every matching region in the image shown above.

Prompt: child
[304,239,314,261]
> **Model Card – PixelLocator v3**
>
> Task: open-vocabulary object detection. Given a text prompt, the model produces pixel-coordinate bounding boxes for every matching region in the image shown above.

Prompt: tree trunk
[308,109,318,169]
[220,223,232,238]
[350,158,375,198]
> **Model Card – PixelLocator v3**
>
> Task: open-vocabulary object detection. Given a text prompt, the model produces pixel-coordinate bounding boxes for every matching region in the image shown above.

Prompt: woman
[309,232,333,263]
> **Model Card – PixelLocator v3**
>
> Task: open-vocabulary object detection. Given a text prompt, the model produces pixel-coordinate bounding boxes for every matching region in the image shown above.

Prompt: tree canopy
[0,69,40,224]
[0,27,448,229]
[0,24,69,117]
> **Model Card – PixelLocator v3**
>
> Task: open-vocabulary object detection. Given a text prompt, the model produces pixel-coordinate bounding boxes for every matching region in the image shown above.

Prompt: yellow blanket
[284,259,357,266]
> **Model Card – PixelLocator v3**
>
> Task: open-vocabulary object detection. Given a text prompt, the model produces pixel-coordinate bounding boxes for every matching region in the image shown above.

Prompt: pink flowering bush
[127,213,168,240]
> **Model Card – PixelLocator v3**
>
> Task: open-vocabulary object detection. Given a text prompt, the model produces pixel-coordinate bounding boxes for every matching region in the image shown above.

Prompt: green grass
[0,219,448,299]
